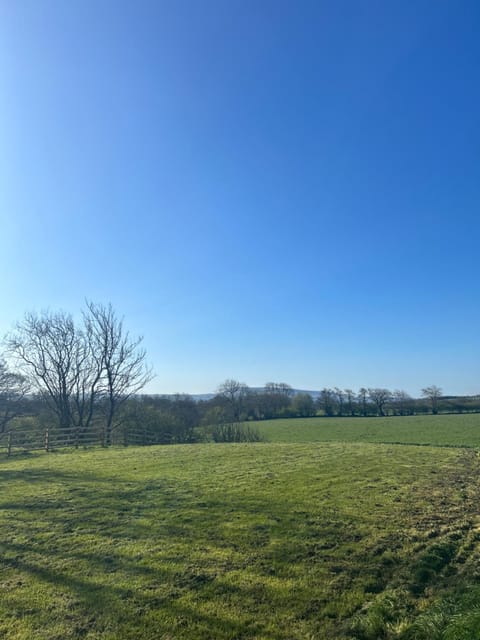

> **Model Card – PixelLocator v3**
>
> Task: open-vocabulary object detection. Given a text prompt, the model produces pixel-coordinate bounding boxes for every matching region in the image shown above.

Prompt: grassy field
[2,437,480,639]
[253,413,480,447]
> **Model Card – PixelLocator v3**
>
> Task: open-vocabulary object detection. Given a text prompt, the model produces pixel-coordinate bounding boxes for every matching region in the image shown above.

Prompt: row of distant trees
[0,305,479,449]
[108,382,477,445]
[205,380,452,422]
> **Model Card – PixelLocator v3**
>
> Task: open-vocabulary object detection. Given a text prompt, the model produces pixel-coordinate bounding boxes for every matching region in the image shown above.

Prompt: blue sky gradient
[1,1,480,394]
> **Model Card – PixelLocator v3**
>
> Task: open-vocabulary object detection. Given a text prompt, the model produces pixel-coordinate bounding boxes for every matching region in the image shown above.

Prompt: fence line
[0,424,179,456]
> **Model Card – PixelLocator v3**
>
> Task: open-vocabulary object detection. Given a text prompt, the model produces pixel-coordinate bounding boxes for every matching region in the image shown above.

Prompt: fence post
[7,432,12,458]
[45,428,49,453]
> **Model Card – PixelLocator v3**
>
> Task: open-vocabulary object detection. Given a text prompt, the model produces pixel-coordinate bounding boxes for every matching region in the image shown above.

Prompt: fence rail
[0,423,183,456]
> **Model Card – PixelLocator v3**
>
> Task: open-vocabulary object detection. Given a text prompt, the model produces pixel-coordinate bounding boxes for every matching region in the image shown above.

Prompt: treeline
[195,381,480,422]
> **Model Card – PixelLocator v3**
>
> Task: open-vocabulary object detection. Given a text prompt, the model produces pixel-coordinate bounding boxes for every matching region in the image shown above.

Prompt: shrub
[211,422,263,443]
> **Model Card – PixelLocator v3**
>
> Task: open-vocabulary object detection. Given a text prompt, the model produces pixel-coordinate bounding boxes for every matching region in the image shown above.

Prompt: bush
[211,422,263,443]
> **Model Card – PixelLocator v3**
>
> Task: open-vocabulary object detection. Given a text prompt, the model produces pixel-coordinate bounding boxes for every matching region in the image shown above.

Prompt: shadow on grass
[0,448,479,639]
[0,536,296,640]
[0,468,316,638]
[1,546,273,638]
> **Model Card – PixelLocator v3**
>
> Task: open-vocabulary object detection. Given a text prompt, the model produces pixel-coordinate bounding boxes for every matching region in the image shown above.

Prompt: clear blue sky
[1,0,479,395]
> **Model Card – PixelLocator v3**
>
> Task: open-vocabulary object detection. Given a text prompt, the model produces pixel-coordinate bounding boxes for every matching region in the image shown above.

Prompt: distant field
[2,442,480,639]
[253,413,480,447]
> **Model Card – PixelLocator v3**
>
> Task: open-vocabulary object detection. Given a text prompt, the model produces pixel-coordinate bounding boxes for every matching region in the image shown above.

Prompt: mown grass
[253,413,480,447]
[2,442,480,639]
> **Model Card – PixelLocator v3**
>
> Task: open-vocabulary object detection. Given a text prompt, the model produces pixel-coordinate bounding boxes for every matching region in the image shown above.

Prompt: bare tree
[392,390,413,416]
[319,388,335,416]
[6,311,80,430]
[85,302,154,445]
[333,387,345,416]
[264,382,293,397]
[0,360,29,435]
[367,388,391,417]
[261,382,293,418]
[70,320,104,439]
[7,304,153,446]
[421,385,442,415]
[217,379,249,421]
[358,388,369,417]
[344,389,356,416]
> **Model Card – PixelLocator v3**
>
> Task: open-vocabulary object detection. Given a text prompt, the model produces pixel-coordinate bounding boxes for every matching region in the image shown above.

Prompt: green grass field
[2,415,480,639]
[254,412,480,447]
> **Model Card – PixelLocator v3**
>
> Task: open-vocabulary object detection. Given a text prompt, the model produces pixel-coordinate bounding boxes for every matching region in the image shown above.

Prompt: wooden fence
[0,424,165,456]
